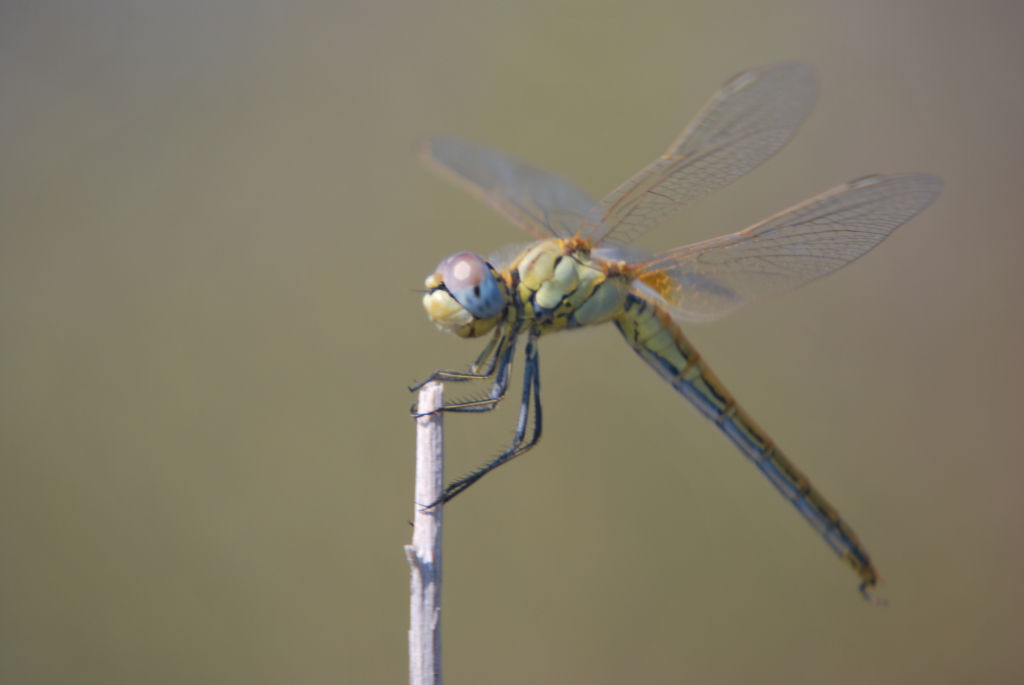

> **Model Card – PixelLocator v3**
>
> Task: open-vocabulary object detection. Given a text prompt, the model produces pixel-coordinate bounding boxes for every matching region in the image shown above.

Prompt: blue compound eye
[438,252,504,319]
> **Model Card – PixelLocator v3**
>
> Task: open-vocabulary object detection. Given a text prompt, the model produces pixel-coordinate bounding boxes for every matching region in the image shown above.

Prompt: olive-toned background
[3,1,1021,683]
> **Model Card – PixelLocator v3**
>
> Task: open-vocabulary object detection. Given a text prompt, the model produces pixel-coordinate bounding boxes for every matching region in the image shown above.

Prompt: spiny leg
[431,333,517,414]
[438,329,543,504]
[411,329,518,417]
[409,324,505,391]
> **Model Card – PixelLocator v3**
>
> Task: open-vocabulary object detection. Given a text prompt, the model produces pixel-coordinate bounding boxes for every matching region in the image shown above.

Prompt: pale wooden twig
[405,381,444,685]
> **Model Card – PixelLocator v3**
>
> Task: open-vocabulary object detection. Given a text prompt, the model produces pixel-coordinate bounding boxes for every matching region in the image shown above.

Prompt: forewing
[585,63,818,245]
[635,174,943,322]
[421,136,596,240]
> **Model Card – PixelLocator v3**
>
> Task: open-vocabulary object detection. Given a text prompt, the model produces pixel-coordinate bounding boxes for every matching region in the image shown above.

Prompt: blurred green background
[2,1,1022,683]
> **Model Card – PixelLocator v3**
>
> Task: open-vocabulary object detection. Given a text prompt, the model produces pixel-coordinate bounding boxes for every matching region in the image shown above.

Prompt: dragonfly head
[423,251,505,338]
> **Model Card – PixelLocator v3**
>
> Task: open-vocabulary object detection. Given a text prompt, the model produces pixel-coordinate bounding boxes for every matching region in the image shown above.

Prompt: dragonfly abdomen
[614,292,880,598]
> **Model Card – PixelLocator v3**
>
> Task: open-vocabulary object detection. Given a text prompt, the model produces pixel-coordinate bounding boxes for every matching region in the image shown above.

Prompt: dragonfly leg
[409,325,505,391]
[435,330,543,505]
[410,331,518,417]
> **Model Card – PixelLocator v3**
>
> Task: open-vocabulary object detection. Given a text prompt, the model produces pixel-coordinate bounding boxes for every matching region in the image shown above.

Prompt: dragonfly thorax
[510,240,631,333]
[422,251,506,338]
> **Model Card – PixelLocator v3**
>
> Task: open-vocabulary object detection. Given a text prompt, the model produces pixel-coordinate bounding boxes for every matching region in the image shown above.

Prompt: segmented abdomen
[614,292,879,596]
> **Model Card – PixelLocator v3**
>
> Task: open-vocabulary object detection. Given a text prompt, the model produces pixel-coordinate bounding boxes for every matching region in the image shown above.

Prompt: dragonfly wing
[421,136,596,240]
[585,63,818,245]
[636,174,943,322]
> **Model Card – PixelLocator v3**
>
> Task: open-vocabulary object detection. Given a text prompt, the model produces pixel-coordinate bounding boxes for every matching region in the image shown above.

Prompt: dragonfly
[413,63,941,601]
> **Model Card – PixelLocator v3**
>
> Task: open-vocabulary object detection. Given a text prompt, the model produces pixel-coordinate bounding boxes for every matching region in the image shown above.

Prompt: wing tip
[849,172,944,206]
[417,135,446,167]
[728,61,817,91]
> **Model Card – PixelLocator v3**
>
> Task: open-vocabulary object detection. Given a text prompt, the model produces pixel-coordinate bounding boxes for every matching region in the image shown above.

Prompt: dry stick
[406,381,444,685]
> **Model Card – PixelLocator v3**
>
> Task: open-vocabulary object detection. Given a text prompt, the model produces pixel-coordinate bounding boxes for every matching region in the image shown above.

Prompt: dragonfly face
[413,63,942,601]
[423,251,506,338]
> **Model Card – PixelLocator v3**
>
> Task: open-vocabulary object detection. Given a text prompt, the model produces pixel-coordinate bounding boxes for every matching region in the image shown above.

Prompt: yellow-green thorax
[510,239,631,334]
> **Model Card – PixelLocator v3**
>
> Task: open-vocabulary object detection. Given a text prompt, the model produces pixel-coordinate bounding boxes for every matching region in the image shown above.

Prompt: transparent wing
[421,136,597,240]
[584,63,818,246]
[634,174,943,322]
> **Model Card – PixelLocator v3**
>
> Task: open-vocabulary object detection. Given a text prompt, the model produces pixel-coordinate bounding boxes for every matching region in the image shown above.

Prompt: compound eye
[438,251,504,319]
